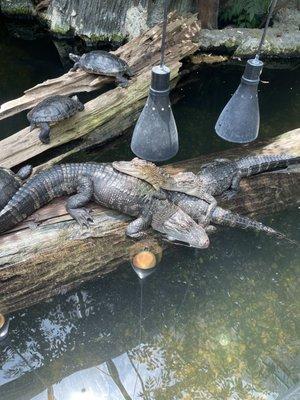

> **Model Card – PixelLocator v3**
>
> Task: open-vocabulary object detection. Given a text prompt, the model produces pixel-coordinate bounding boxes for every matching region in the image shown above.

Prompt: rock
[198,27,300,58]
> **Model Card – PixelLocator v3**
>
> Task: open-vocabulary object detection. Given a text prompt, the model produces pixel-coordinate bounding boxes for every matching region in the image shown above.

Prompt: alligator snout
[156,209,210,249]
[164,234,210,249]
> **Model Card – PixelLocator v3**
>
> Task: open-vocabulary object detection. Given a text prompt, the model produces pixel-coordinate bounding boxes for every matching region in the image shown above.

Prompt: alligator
[0,162,293,245]
[114,154,300,225]
[0,163,210,249]
[113,158,217,224]
[196,154,300,198]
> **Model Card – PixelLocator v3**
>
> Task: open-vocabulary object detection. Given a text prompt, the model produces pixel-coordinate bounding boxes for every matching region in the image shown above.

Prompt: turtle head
[71,95,85,111]
[16,165,33,181]
[69,53,81,63]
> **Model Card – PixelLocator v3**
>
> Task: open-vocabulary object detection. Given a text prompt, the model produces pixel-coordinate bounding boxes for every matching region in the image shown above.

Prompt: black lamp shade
[131,65,179,161]
[215,58,264,143]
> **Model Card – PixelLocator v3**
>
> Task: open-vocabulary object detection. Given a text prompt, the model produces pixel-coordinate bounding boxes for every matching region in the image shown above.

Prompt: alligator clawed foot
[28,220,39,230]
[221,190,237,201]
[201,215,211,227]
[71,208,94,228]
[125,229,147,239]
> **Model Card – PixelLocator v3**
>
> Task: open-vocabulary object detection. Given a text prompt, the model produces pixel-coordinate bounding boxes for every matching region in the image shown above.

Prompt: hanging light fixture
[215,0,278,143]
[131,0,179,161]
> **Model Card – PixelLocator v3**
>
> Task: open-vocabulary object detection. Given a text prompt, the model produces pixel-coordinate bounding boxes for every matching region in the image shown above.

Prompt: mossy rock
[0,0,35,16]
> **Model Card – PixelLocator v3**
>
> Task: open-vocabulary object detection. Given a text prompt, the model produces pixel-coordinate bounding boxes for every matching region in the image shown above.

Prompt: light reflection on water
[0,211,299,400]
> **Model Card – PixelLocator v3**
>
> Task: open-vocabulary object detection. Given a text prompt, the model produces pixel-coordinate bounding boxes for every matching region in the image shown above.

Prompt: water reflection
[130,240,163,280]
[0,211,298,400]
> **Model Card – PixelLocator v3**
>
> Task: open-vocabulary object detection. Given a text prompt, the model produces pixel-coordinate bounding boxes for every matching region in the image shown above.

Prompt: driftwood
[1,14,297,170]
[0,13,201,169]
[0,129,299,314]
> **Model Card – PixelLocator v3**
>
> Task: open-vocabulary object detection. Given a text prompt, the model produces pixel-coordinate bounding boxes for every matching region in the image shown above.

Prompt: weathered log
[0,13,202,169]
[0,12,199,120]
[0,129,299,314]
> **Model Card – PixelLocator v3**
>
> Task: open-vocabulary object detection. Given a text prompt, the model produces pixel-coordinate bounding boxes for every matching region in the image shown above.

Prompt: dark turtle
[27,95,84,144]
[69,50,134,87]
[0,165,32,210]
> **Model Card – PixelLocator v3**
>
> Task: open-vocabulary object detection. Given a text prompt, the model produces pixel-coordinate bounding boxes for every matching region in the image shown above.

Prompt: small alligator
[113,154,300,225]
[0,163,210,249]
[113,158,218,224]
[196,154,300,198]
[0,161,292,246]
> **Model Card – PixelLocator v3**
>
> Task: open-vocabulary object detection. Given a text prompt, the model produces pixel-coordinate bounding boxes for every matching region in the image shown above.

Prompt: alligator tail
[212,207,298,245]
[236,154,300,176]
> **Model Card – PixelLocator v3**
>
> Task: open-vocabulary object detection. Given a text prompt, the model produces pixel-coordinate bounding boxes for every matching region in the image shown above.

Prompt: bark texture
[45,0,198,40]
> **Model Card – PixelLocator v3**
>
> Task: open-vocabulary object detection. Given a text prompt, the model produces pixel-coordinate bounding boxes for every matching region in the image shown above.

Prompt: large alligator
[0,163,210,249]
[0,160,294,246]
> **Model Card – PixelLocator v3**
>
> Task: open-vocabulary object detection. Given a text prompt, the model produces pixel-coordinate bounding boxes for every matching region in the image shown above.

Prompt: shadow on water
[0,20,299,400]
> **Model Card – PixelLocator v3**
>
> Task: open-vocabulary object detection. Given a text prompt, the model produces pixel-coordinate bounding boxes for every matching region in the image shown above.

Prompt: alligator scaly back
[0,164,99,234]
[236,154,300,176]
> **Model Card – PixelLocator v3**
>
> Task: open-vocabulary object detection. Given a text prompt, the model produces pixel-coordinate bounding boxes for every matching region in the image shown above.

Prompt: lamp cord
[160,0,169,67]
[256,0,278,59]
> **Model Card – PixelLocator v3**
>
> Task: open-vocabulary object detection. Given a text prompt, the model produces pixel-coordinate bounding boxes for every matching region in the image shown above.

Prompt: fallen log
[0,129,299,314]
[1,17,297,170]
[1,23,299,125]
[0,13,202,169]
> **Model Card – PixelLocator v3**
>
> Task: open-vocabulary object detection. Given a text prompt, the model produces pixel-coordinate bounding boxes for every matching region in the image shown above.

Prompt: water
[0,22,299,400]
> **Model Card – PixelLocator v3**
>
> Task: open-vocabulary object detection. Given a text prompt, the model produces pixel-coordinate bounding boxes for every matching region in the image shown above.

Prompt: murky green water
[0,20,299,400]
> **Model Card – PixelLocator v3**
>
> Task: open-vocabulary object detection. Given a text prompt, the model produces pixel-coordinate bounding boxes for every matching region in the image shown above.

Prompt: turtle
[112,158,218,226]
[27,95,84,144]
[69,50,134,87]
[0,165,32,210]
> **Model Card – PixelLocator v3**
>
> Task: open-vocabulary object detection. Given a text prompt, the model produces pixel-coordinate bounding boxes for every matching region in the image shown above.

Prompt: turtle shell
[79,50,130,76]
[27,95,79,124]
[0,168,21,210]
